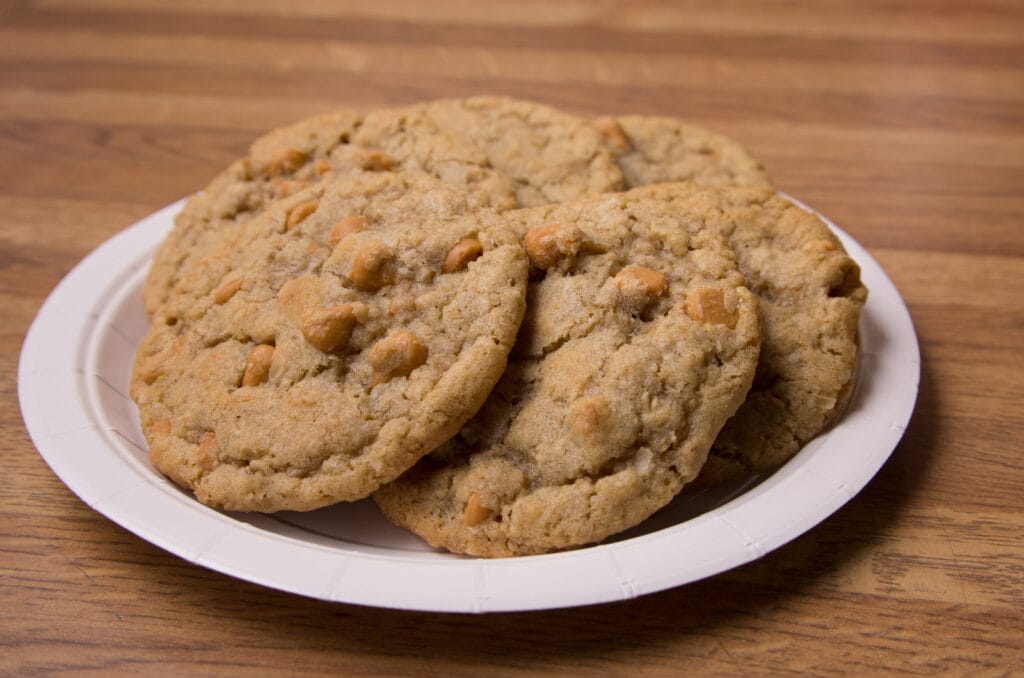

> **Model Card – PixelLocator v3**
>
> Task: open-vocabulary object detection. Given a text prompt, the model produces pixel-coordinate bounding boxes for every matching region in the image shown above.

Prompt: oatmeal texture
[624,183,868,484]
[132,173,528,512]
[374,192,762,556]
[143,97,625,315]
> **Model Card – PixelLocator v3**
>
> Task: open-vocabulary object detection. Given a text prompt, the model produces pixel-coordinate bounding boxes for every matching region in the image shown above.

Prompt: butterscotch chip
[135,335,184,385]
[804,238,838,252]
[241,344,274,386]
[614,265,667,312]
[374,192,762,557]
[353,149,395,171]
[593,116,631,152]
[131,173,528,512]
[523,223,583,269]
[328,215,367,247]
[274,178,307,199]
[276,275,318,321]
[443,237,484,273]
[136,363,164,386]
[347,242,395,291]
[368,331,427,386]
[314,158,332,176]
[143,97,624,317]
[266,148,307,177]
[301,304,360,353]
[616,265,666,295]
[285,200,318,231]
[462,492,493,527]
[196,432,218,471]
[212,275,243,304]
[567,395,613,444]
[150,420,171,436]
[685,287,739,328]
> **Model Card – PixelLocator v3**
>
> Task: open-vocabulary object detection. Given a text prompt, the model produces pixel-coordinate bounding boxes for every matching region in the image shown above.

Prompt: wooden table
[3,1,1022,674]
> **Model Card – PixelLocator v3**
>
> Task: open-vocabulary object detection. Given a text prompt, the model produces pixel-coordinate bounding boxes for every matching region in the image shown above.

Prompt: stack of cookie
[131,97,867,557]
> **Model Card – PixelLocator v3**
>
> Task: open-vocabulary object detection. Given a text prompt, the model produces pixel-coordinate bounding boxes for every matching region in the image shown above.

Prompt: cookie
[623,183,867,484]
[594,116,865,483]
[131,172,528,512]
[144,97,625,315]
[373,192,762,557]
[593,115,772,189]
[375,97,625,207]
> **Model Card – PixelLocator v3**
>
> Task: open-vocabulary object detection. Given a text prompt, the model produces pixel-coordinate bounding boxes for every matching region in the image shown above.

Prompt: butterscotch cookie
[131,172,528,512]
[624,183,867,484]
[144,97,625,315]
[593,115,772,189]
[373,192,762,557]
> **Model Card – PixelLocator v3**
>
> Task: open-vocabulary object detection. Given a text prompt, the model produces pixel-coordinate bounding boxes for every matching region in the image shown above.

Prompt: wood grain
[2,0,1022,674]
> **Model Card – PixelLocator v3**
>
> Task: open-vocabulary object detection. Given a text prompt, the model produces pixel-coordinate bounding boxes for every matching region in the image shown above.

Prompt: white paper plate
[18,197,919,613]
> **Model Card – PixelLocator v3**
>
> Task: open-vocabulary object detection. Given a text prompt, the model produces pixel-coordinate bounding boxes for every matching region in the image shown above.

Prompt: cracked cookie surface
[624,183,868,484]
[131,172,528,512]
[594,115,772,189]
[373,192,762,557]
[595,116,865,483]
[144,96,624,315]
